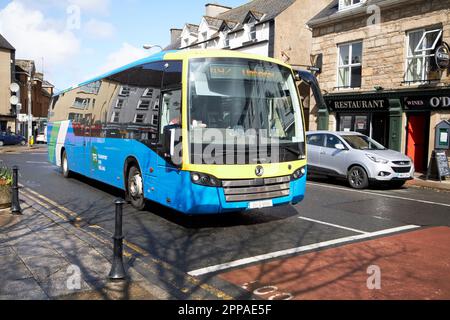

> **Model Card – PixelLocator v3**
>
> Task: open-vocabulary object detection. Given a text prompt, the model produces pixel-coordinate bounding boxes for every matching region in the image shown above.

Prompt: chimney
[170,28,182,44]
[205,3,231,17]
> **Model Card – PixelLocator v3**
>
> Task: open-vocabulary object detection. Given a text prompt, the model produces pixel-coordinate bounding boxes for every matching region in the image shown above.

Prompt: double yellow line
[20,187,233,300]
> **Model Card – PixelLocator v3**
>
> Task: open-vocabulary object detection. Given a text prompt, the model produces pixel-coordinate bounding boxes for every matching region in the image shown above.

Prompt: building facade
[15,60,54,138]
[0,33,16,133]
[165,0,330,129]
[308,0,450,172]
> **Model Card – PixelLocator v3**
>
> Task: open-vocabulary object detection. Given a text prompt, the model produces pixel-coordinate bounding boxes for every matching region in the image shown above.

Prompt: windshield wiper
[281,146,303,158]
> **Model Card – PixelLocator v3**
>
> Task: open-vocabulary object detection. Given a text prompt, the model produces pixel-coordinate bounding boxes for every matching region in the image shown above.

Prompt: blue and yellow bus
[48,50,320,214]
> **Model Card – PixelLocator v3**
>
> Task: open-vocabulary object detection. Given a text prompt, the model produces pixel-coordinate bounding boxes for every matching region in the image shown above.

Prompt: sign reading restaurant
[326,98,389,111]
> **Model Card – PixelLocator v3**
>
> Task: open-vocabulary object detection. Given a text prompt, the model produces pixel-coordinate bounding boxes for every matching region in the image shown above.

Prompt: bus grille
[222,176,291,202]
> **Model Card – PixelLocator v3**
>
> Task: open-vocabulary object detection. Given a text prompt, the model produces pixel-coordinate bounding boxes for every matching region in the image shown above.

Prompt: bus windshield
[188,58,305,164]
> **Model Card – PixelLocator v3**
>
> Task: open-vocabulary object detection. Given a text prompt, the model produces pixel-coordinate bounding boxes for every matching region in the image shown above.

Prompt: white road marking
[188,225,420,277]
[297,216,369,234]
[307,182,450,208]
[26,161,48,164]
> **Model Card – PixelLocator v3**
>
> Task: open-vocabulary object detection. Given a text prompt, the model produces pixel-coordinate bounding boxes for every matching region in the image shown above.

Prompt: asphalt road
[1,148,450,277]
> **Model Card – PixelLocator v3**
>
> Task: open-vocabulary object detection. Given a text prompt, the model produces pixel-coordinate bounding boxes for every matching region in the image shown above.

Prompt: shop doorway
[372,113,390,147]
[406,113,430,172]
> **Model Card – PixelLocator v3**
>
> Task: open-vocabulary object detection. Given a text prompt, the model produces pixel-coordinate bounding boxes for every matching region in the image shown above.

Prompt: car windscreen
[341,135,386,150]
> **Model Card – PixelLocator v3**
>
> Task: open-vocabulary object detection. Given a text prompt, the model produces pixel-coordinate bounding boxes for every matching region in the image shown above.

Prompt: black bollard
[108,198,126,280]
[11,166,22,215]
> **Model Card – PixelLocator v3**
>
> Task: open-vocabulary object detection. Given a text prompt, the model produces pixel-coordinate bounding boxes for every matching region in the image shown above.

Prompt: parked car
[306,131,415,189]
[0,132,27,147]
[35,126,48,144]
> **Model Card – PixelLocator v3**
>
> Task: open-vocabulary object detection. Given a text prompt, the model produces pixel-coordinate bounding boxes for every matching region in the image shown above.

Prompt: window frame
[306,133,325,147]
[339,0,364,11]
[115,99,124,109]
[111,112,120,123]
[137,99,151,110]
[143,88,154,98]
[336,41,363,89]
[133,113,146,124]
[405,28,440,83]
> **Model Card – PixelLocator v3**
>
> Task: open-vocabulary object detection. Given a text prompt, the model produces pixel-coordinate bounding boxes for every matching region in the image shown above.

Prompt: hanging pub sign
[326,97,389,111]
[434,43,450,70]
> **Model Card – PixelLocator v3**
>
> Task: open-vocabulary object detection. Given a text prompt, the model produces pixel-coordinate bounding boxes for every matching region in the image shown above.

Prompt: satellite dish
[10,82,20,93]
[10,95,19,105]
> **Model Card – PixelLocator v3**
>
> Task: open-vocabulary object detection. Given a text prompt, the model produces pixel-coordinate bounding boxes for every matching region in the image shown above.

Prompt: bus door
[156,61,183,205]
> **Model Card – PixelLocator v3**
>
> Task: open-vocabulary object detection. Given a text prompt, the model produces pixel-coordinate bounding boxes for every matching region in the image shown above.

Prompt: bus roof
[54,49,292,96]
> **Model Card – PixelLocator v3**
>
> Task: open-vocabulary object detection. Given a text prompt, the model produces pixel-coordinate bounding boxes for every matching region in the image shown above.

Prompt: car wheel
[0,141,4,147]
[127,165,146,210]
[20,140,26,146]
[390,180,406,189]
[348,166,369,189]
[62,151,72,178]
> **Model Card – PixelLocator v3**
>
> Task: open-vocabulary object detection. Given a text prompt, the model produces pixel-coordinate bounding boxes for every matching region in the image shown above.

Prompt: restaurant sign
[326,98,389,111]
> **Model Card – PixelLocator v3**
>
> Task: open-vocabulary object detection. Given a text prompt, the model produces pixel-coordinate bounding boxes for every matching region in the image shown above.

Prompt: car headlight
[365,154,389,164]
[291,166,306,180]
[190,172,221,187]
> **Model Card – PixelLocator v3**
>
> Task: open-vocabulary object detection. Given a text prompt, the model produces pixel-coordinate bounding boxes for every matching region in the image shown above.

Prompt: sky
[0,0,247,91]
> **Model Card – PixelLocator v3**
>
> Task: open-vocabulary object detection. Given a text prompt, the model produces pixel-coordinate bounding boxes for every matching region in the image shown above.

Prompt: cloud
[0,1,80,83]
[92,42,149,76]
[84,19,115,39]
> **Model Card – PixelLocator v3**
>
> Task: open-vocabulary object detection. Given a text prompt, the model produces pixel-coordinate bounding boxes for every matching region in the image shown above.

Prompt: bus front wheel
[127,166,145,210]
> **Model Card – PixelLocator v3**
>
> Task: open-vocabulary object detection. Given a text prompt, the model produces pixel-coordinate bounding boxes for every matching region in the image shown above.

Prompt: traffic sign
[10,82,20,93]
[10,95,19,105]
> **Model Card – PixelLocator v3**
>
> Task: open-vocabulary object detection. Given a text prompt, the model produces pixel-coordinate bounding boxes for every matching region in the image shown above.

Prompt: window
[137,100,151,110]
[337,42,362,88]
[160,90,181,133]
[119,86,130,97]
[134,114,146,124]
[339,0,363,11]
[221,31,230,48]
[325,134,342,149]
[406,28,442,82]
[143,88,153,98]
[153,98,160,110]
[111,112,120,123]
[151,114,159,126]
[80,81,101,94]
[306,134,325,147]
[73,97,90,109]
[116,99,124,109]
[249,24,256,41]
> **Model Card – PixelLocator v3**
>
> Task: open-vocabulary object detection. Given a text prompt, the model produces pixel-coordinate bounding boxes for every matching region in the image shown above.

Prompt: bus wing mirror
[295,70,326,110]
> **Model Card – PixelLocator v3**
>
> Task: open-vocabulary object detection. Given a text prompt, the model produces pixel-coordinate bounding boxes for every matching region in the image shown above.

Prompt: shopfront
[402,91,450,172]
[324,95,392,147]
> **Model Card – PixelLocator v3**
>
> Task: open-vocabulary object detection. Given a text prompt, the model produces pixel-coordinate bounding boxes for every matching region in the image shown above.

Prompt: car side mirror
[335,143,346,150]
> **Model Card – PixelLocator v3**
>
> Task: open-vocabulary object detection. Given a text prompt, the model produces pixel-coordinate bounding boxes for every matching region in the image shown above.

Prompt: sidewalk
[0,145,46,154]
[0,188,243,300]
[406,173,450,192]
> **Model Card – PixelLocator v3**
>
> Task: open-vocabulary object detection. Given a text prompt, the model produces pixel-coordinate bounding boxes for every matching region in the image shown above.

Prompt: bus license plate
[397,173,410,178]
[249,200,273,209]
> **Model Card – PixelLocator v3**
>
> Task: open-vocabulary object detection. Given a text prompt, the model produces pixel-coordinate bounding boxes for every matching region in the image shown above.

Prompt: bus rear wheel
[62,151,72,178]
[127,166,146,210]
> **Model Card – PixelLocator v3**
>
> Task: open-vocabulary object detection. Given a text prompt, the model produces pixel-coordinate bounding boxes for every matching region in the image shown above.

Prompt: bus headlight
[291,166,306,180]
[191,172,222,187]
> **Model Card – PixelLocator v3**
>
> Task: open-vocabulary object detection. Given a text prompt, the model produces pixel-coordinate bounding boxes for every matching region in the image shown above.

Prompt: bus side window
[160,61,182,142]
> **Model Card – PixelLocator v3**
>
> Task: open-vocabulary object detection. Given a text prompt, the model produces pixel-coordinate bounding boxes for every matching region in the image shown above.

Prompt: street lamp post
[143,44,163,51]
[27,64,33,146]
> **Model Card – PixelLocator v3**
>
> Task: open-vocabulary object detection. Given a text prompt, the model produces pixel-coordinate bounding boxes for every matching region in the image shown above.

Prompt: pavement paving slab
[220,227,450,300]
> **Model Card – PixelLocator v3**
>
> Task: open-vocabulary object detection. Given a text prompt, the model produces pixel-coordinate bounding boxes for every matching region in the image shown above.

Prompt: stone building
[165,0,330,129]
[0,33,16,132]
[15,60,54,138]
[308,0,450,172]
